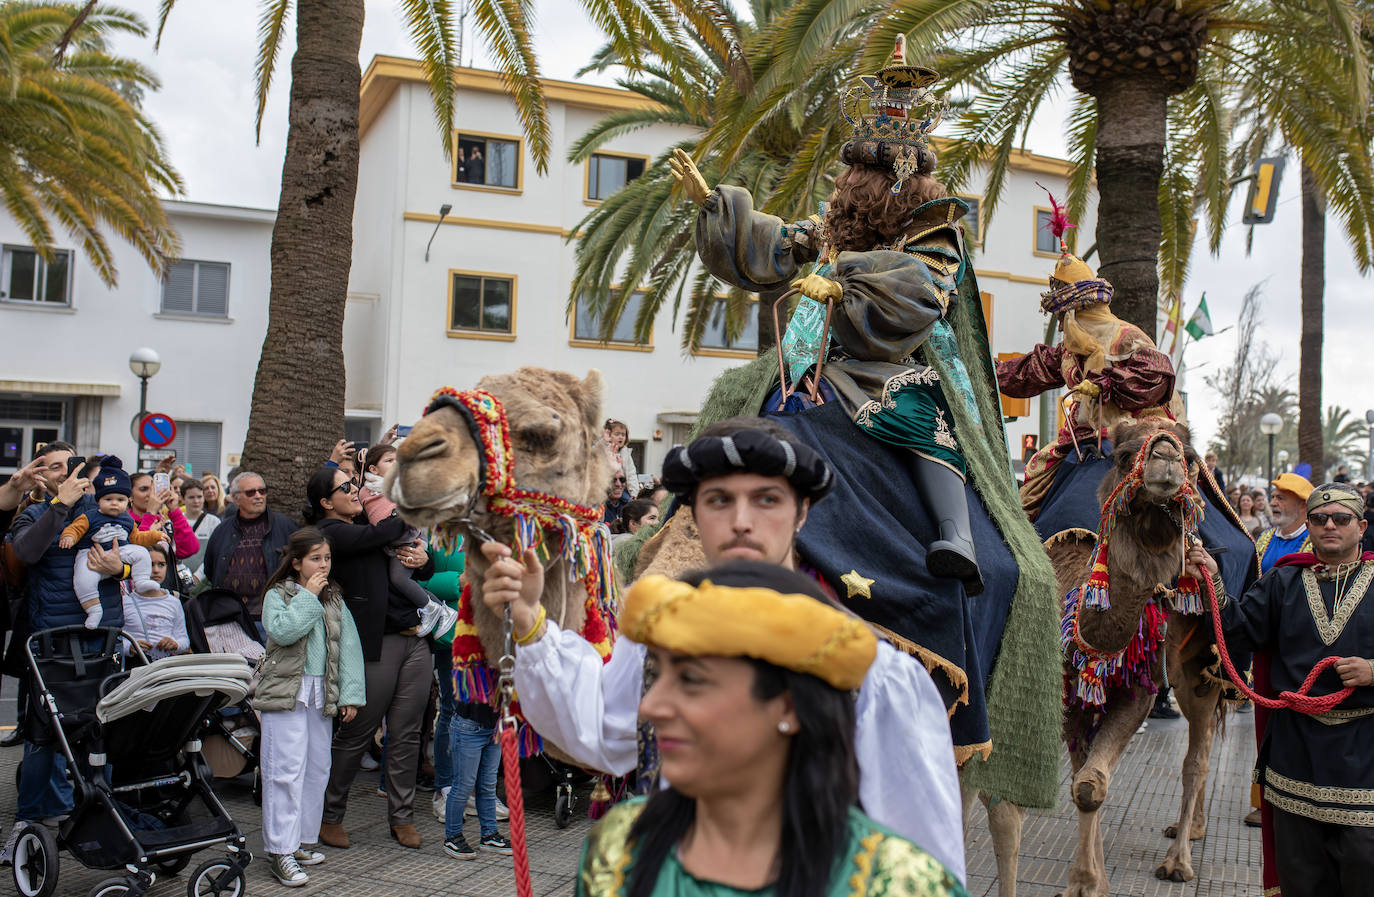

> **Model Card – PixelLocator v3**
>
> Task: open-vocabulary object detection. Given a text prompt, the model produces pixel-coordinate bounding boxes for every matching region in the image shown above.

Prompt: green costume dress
[576,797,968,897]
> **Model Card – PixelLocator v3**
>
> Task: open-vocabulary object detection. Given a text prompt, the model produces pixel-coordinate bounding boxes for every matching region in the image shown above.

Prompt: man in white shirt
[479,416,967,883]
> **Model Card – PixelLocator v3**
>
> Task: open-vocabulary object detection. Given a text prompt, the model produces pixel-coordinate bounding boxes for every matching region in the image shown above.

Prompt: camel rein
[1201,572,1354,715]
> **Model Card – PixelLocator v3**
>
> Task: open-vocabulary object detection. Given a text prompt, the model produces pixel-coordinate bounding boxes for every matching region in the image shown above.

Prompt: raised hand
[669,148,711,206]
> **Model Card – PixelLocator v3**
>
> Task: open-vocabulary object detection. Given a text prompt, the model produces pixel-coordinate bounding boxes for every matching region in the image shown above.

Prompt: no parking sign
[139,413,177,448]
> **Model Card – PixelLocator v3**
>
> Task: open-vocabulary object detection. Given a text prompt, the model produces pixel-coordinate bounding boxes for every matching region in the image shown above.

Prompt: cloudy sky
[111,0,1371,466]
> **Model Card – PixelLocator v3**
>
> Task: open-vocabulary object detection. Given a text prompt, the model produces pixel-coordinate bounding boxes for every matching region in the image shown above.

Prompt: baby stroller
[12,625,254,897]
[183,589,264,796]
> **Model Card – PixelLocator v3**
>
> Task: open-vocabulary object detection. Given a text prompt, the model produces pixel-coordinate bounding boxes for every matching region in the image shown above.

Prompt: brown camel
[1046,419,1226,897]
[384,367,610,760]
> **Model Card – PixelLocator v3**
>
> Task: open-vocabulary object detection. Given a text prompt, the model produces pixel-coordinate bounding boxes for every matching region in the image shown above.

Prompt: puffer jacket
[9,496,124,631]
[253,581,365,715]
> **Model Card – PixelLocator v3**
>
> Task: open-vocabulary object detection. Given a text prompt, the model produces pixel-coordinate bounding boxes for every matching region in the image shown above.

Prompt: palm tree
[566,0,848,352]
[0,2,181,286]
[1322,406,1369,477]
[690,0,1372,338]
[153,0,497,514]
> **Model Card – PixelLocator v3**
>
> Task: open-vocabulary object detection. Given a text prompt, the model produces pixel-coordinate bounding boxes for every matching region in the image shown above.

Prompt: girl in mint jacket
[255,527,365,887]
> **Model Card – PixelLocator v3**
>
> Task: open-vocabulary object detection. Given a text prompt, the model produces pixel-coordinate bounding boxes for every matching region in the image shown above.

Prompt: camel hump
[1044,527,1098,600]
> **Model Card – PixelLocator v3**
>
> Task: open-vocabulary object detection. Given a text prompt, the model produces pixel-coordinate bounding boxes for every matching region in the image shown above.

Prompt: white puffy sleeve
[855,641,967,884]
[511,620,645,775]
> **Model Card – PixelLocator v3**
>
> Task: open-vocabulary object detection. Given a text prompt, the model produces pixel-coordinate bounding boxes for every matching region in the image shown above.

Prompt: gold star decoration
[841,570,875,599]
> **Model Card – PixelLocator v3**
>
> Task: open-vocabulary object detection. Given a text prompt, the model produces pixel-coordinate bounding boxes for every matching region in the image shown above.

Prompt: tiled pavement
[0,710,1262,897]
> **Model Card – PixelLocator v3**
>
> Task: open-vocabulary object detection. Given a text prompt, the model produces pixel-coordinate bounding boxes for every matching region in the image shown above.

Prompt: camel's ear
[576,369,605,435]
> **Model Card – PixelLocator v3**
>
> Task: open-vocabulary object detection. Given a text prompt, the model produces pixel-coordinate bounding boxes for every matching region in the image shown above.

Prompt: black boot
[911,456,983,596]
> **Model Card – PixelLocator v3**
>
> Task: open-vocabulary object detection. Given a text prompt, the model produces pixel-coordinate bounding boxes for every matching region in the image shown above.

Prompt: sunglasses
[613,476,627,483]
[1308,512,1357,528]
[239,487,268,497]
[329,481,358,496]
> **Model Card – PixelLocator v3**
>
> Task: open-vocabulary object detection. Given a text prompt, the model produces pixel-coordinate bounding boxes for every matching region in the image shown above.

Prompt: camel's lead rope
[498,604,534,897]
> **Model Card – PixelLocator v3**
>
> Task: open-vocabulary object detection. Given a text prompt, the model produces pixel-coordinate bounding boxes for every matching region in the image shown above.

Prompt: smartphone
[66,456,87,475]
[153,472,171,494]
[396,425,412,437]
[350,440,368,454]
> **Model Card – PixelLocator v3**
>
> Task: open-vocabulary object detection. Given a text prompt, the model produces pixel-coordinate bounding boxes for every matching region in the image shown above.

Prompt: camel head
[387,367,610,531]
[1098,419,1199,549]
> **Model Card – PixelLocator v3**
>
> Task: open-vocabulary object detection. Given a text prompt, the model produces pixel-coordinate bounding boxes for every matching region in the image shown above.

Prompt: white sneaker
[359,752,379,771]
[415,601,442,637]
[432,792,447,823]
[292,848,325,866]
[431,602,459,638]
[269,853,308,887]
[466,796,510,821]
[0,822,23,866]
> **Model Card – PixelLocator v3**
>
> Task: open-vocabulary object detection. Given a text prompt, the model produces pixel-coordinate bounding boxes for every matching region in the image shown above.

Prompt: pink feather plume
[1036,182,1075,244]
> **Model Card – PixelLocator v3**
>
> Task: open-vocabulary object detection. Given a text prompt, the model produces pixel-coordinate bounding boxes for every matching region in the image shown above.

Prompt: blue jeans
[433,651,456,792]
[444,715,499,840]
[16,742,73,821]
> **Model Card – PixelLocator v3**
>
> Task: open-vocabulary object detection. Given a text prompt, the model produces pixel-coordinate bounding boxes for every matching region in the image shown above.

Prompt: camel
[1044,419,1227,896]
[385,367,611,761]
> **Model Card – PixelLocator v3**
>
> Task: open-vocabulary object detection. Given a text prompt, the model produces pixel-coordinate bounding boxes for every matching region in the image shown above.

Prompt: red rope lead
[1203,573,1353,714]
[501,725,534,897]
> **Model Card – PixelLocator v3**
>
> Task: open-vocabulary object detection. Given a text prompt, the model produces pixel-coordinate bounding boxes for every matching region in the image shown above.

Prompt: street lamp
[1260,412,1283,484]
[129,347,162,459]
[1365,409,1374,481]
[424,203,453,262]
[1277,449,1290,475]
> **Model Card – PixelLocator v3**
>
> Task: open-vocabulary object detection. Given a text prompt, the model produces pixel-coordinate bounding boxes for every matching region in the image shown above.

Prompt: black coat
[202,508,298,597]
[315,516,434,662]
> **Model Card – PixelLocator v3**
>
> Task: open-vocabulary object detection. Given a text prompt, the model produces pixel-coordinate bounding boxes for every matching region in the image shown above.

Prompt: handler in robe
[1189,482,1374,897]
[479,417,966,884]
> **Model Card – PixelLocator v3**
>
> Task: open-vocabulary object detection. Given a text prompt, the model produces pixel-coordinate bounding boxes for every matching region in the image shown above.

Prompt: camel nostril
[409,436,449,461]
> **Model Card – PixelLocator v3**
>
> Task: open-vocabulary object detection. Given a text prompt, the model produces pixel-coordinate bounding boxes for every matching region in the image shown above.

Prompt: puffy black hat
[93,455,131,500]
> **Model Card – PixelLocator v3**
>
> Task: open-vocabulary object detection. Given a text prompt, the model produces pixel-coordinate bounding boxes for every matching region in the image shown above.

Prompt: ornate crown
[1039,187,1112,314]
[840,35,948,194]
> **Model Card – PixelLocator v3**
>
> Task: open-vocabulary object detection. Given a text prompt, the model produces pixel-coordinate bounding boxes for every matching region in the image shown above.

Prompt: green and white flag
[1184,294,1214,340]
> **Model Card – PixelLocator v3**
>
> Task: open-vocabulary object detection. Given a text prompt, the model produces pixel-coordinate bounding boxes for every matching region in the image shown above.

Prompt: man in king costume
[671,35,985,596]
[1192,483,1374,896]
[994,195,1181,520]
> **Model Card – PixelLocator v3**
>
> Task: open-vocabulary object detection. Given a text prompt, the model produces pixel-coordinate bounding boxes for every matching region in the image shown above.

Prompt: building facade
[0,55,1096,482]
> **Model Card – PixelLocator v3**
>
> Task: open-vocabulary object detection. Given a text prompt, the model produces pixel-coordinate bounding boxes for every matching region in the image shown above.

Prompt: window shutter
[163,262,195,313]
[196,263,229,315]
[169,421,222,478]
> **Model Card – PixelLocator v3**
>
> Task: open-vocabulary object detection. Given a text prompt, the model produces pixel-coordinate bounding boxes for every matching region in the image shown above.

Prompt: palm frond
[252,0,290,142]
[399,0,461,162]
[469,0,551,172]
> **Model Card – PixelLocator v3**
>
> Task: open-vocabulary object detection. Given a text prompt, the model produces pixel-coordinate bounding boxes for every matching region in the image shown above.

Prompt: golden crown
[839,36,948,192]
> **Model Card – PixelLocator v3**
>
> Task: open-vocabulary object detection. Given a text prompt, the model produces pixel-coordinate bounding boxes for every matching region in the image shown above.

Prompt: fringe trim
[1062,588,1167,710]
[871,621,970,715]
[953,739,994,767]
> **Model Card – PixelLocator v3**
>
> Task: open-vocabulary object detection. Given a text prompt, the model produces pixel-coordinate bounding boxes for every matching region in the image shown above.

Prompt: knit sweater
[261,582,366,708]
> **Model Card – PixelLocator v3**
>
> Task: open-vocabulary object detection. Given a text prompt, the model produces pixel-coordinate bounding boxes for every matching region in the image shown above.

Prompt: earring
[777,721,791,734]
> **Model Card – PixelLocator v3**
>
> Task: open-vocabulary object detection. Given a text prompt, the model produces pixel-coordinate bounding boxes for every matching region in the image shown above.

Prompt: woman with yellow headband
[576,561,966,897]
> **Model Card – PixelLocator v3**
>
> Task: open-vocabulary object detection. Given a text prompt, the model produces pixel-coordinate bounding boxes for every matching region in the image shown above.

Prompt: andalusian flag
[1184,294,1214,340]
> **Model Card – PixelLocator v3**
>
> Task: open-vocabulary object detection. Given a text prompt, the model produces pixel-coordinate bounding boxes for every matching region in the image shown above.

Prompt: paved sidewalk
[0,709,1262,897]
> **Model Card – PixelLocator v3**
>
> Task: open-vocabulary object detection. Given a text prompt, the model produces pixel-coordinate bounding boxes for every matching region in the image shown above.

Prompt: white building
[0,201,274,478]
[0,55,1096,481]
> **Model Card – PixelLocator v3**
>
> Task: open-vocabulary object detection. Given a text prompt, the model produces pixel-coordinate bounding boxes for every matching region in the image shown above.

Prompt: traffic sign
[139,449,174,463]
[140,413,177,448]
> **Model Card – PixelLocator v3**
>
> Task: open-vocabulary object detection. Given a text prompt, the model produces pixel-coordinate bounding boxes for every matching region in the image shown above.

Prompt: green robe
[576,797,968,897]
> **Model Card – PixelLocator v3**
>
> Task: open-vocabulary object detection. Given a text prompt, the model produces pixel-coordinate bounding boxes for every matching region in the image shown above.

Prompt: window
[696,299,758,355]
[453,132,521,190]
[168,421,222,479]
[586,153,647,202]
[1035,208,1061,255]
[958,195,982,245]
[572,289,651,349]
[448,271,516,339]
[1,246,71,305]
[162,260,230,317]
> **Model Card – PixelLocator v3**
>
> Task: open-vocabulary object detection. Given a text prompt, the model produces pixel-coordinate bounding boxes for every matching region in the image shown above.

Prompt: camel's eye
[515,417,561,451]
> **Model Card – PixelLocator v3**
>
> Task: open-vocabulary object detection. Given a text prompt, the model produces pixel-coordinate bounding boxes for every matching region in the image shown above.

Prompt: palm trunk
[1092,79,1169,338]
[239,0,364,519]
[1297,160,1325,478]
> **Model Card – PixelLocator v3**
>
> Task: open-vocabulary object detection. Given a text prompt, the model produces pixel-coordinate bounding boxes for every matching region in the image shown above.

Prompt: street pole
[1267,433,1275,484]
[137,373,149,460]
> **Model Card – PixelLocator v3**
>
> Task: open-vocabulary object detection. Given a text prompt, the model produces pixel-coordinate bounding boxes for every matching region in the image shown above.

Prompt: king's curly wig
[824,163,947,253]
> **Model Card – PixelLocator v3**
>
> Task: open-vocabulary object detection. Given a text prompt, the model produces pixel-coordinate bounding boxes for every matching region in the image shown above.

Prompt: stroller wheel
[554,787,573,829]
[86,877,136,897]
[187,857,245,897]
[11,821,58,897]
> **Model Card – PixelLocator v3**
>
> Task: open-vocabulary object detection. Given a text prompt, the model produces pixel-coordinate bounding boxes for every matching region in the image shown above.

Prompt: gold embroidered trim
[870,621,970,712]
[1265,789,1374,826]
[1266,768,1374,806]
[953,739,993,766]
[1263,888,1282,897]
[1312,706,1374,725]
[855,401,882,428]
[933,409,958,451]
[846,831,884,897]
[880,368,940,409]
[1301,563,1374,645]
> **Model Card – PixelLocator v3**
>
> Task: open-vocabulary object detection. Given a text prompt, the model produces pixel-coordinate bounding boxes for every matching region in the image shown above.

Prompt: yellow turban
[620,574,878,691]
